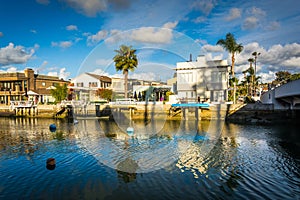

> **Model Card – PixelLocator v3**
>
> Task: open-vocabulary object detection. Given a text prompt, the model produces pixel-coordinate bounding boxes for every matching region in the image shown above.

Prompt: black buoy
[49,124,56,132]
[46,158,56,170]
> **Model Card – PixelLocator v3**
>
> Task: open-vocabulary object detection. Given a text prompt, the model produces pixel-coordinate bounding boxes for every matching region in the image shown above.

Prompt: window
[211,71,226,82]
[89,82,98,87]
[76,82,83,87]
[42,82,46,86]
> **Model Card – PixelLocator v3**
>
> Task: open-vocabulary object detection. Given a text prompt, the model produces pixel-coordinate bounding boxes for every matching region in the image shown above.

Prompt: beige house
[0,68,69,104]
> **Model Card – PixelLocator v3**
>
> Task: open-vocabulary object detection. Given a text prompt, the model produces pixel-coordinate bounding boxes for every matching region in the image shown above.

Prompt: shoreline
[0,103,299,124]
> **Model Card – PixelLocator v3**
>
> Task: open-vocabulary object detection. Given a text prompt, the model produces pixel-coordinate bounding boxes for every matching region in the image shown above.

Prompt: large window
[178,72,193,83]
[211,71,226,82]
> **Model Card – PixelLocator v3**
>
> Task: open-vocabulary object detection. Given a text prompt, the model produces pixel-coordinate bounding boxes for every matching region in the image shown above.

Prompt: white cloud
[60,0,107,17]
[193,16,206,24]
[247,7,266,17]
[66,25,78,31]
[201,44,223,52]
[131,21,178,44]
[203,42,300,82]
[104,22,178,45]
[59,68,71,80]
[242,16,259,30]
[259,71,276,83]
[3,66,18,72]
[265,21,280,31]
[30,29,37,34]
[91,69,110,76]
[51,41,73,48]
[87,30,108,46]
[0,43,34,65]
[163,21,178,29]
[226,8,241,21]
[192,0,216,15]
[47,71,58,77]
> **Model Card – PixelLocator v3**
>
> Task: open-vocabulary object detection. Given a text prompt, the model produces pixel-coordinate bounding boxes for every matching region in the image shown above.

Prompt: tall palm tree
[217,33,243,103]
[247,58,255,96]
[252,52,260,96]
[113,45,138,98]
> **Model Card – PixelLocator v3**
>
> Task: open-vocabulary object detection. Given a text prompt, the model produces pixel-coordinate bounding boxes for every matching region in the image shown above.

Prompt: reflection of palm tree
[116,157,138,183]
[113,45,138,98]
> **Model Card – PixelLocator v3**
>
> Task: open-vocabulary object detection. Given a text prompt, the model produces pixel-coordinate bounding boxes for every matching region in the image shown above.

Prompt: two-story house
[71,73,111,102]
[0,68,69,104]
[176,55,229,103]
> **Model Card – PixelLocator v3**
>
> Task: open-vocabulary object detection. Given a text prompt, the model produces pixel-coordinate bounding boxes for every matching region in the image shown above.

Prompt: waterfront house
[175,55,230,103]
[70,73,111,102]
[111,77,170,101]
[0,68,69,105]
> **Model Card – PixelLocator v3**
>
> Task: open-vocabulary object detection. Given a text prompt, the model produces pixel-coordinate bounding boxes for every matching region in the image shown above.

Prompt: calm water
[0,117,299,200]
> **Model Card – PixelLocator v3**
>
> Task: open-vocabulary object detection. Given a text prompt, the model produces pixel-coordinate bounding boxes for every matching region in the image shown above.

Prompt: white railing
[10,101,34,109]
[113,98,137,105]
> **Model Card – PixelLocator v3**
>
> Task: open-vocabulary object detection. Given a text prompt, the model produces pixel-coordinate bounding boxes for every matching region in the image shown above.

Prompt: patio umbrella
[46,86,56,90]
[133,91,137,100]
[26,90,39,95]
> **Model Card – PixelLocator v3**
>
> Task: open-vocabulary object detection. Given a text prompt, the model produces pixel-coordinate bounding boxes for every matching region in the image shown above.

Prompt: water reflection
[0,117,299,199]
[0,117,76,160]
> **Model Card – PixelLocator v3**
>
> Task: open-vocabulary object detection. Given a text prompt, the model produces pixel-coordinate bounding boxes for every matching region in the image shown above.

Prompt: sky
[0,0,299,83]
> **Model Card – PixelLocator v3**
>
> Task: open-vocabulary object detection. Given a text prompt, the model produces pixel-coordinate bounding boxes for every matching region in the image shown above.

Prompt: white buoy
[126,127,134,136]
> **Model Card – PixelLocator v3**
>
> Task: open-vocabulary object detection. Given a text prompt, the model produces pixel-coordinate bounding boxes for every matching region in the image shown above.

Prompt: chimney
[189,54,192,62]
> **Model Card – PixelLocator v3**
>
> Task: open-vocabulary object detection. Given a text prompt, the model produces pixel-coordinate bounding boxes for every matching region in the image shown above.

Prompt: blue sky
[0,0,299,82]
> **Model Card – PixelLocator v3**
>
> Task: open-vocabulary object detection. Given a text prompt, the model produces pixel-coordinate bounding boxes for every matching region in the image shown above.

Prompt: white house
[176,55,229,103]
[70,73,111,102]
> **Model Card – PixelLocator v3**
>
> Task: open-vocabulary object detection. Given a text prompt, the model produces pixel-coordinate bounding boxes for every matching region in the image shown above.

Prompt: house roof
[86,73,112,82]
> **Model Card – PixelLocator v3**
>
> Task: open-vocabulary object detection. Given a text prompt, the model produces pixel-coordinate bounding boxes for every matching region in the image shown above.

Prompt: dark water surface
[0,117,299,200]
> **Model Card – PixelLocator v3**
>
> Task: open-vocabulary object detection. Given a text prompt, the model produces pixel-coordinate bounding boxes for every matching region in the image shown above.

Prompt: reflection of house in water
[0,68,69,104]
[176,55,229,103]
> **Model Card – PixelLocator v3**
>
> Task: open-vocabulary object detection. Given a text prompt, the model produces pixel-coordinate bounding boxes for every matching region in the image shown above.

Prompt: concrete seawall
[1,103,299,124]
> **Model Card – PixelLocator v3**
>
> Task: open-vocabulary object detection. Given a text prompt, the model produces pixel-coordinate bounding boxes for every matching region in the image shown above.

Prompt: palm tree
[217,33,243,103]
[113,45,138,98]
[247,58,255,96]
[252,52,260,96]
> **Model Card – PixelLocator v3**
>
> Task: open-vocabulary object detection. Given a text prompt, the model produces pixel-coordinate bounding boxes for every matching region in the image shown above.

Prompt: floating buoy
[49,124,56,132]
[126,127,134,136]
[46,158,56,170]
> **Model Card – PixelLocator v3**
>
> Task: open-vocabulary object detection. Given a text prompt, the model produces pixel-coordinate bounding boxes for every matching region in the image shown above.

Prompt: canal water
[0,117,299,200]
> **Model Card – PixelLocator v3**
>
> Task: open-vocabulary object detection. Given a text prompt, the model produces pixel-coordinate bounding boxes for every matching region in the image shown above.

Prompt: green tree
[217,33,243,103]
[290,73,300,81]
[96,88,112,101]
[113,45,138,98]
[50,84,67,103]
[275,71,291,84]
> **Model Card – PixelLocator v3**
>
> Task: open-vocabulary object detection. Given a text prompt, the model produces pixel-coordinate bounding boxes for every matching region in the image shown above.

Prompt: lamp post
[9,89,12,104]
[4,88,6,105]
